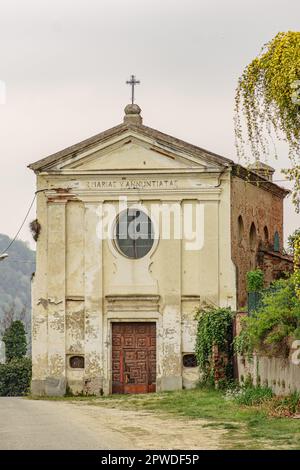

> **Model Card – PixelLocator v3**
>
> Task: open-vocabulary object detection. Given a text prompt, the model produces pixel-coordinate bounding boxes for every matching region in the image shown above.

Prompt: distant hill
[0,234,35,351]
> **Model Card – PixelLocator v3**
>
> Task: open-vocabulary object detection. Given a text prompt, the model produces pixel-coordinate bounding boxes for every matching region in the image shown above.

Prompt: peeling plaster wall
[66,300,85,354]
[31,144,238,395]
[238,354,300,396]
[31,183,48,395]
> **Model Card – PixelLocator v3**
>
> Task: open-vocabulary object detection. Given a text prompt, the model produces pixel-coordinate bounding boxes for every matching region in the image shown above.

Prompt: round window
[115,208,154,259]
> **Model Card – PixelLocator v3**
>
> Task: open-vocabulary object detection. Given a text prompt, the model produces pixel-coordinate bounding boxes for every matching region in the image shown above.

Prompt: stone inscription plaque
[86,179,178,190]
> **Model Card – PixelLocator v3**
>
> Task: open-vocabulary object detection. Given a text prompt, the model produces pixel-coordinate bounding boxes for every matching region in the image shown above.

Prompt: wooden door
[112,322,156,394]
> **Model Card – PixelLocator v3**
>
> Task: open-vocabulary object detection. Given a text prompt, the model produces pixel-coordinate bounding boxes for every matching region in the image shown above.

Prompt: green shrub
[234,386,273,406]
[247,269,264,293]
[234,275,300,357]
[0,357,32,396]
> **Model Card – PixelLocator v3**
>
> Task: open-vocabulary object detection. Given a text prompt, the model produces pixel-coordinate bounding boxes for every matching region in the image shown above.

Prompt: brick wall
[230,173,288,309]
[257,248,293,285]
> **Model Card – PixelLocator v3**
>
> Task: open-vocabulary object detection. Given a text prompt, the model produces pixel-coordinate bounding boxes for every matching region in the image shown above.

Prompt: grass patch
[29,388,300,449]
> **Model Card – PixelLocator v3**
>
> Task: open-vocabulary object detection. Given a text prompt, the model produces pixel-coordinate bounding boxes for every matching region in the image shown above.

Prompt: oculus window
[115,208,154,259]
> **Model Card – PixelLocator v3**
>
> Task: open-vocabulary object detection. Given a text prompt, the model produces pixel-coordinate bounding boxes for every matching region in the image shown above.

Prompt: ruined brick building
[29,103,292,396]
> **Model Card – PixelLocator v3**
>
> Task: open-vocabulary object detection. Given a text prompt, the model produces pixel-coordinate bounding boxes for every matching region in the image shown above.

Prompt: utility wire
[0,194,36,256]
[5,260,35,263]
[0,175,293,260]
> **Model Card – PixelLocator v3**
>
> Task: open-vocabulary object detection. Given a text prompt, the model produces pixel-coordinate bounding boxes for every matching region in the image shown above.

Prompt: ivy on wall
[195,304,234,387]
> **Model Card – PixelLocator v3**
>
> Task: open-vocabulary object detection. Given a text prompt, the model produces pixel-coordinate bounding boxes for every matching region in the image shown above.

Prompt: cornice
[232,164,289,198]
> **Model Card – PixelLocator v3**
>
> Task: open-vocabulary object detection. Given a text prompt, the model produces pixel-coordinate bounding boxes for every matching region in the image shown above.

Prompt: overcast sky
[0,0,299,251]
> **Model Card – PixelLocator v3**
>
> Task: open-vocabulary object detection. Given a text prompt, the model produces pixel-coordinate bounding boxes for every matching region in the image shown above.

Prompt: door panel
[112,322,156,394]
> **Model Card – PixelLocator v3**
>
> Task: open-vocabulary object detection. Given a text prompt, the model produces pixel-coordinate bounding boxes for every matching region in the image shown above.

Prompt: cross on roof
[126,74,140,104]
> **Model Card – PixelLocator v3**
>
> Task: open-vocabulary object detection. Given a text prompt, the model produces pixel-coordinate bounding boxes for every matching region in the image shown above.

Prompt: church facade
[29,104,290,396]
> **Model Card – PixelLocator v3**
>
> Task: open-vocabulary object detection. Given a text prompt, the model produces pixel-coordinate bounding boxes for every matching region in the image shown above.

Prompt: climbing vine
[195,304,234,387]
[234,31,300,296]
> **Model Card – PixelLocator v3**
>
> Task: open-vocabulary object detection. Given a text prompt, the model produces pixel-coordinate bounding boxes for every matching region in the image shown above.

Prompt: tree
[2,320,27,362]
[287,228,300,255]
[234,31,300,297]
[0,303,14,334]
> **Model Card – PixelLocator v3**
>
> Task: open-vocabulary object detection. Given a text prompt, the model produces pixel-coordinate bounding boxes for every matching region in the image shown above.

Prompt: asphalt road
[0,397,223,450]
[0,397,133,450]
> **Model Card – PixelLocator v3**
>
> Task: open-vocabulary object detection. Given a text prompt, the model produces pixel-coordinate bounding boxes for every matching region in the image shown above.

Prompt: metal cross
[126,74,140,104]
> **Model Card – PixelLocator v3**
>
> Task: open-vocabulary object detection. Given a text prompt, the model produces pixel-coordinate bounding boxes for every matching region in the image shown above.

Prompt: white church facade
[29,103,288,396]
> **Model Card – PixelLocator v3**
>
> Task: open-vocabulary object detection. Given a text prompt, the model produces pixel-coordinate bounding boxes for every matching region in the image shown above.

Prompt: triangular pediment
[28,122,232,173]
[59,136,210,172]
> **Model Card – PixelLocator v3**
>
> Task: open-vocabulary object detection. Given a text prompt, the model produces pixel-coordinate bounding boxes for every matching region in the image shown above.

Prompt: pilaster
[46,201,66,395]
[84,202,104,394]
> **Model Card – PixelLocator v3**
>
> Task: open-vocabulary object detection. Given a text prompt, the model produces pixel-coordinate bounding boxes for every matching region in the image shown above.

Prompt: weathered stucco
[30,111,287,396]
[238,354,300,396]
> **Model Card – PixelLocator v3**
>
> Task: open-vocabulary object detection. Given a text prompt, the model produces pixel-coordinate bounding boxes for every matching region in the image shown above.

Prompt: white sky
[0,0,299,250]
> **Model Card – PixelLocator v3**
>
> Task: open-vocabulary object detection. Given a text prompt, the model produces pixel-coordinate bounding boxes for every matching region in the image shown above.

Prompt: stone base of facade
[31,377,66,397]
[182,367,200,389]
[32,375,190,396]
[32,367,202,397]
[159,375,183,391]
[31,379,46,396]
[83,376,104,396]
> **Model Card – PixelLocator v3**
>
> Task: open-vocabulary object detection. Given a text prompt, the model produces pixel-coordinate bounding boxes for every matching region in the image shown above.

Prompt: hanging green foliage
[235,31,300,162]
[234,31,300,297]
[287,229,300,298]
[287,228,300,255]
